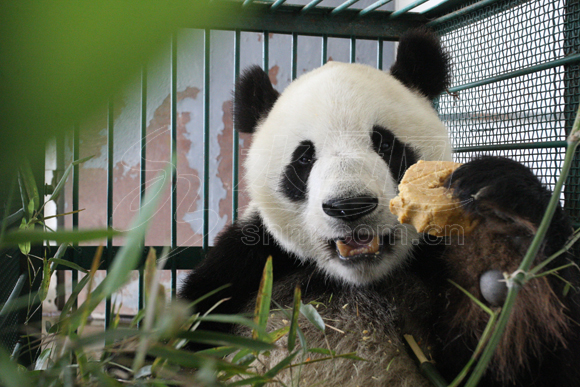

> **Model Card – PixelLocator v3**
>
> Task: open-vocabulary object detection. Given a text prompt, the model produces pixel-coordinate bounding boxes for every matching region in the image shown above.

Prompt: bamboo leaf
[34,348,52,371]
[272,298,309,351]
[71,328,140,349]
[39,258,51,302]
[308,348,336,356]
[2,209,24,229]
[49,258,89,273]
[227,375,275,386]
[134,365,152,379]
[286,352,366,370]
[287,286,301,352]
[176,330,275,351]
[19,160,40,215]
[269,326,290,343]
[43,208,85,221]
[187,284,231,308]
[48,155,94,203]
[3,228,121,247]
[143,247,157,304]
[17,218,31,255]
[262,351,299,379]
[0,347,34,386]
[52,242,68,260]
[130,308,146,328]
[230,348,254,366]
[253,256,273,340]
[195,346,239,358]
[147,345,251,373]
[447,279,494,317]
[300,302,325,332]
[196,314,269,337]
[54,273,91,330]
[27,200,35,219]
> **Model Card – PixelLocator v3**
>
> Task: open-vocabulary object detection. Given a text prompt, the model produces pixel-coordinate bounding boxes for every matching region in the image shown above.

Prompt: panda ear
[234,66,280,134]
[390,28,451,100]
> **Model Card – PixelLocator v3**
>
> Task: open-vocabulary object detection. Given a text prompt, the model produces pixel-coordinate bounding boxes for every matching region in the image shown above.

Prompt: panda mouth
[333,234,382,260]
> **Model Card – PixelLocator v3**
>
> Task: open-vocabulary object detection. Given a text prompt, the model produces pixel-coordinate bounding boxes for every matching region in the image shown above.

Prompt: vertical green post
[106,98,114,329]
[350,36,356,63]
[171,33,178,300]
[263,31,269,73]
[321,35,328,66]
[203,30,211,250]
[377,38,383,70]
[291,33,298,80]
[233,30,241,223]
[139,64,147,315]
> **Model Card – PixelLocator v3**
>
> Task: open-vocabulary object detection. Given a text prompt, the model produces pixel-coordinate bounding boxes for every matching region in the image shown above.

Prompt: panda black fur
[179,29,580,386]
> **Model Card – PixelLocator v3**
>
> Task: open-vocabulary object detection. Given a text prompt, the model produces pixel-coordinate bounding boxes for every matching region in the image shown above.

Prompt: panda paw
[447,156,573,257]
[449,157,556,229]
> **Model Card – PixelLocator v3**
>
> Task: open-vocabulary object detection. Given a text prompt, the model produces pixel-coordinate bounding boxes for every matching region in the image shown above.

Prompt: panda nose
[322,196,379,222]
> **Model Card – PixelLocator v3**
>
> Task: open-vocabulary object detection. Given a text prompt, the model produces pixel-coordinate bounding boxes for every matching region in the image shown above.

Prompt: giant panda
[179,29,580,386]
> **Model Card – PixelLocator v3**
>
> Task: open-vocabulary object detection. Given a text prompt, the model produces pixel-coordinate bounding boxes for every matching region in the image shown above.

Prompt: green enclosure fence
[2,0,580,358]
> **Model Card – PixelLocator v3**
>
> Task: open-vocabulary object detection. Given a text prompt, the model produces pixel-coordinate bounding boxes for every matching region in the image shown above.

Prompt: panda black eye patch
[371,125,418,182]
[280,140,316,202]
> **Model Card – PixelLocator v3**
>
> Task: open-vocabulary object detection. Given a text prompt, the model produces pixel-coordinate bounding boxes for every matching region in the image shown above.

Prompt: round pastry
[389,160,478,237]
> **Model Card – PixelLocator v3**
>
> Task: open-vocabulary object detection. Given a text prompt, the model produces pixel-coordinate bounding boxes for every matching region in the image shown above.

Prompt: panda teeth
[336,236,380,258]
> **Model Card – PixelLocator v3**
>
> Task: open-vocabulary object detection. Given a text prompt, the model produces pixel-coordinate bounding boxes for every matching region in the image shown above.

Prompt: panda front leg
[432,156,580,386]
[178,212,305,337]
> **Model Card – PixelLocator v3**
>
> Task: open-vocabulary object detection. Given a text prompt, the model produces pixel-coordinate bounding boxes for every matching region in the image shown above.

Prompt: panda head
[236,29,452,285]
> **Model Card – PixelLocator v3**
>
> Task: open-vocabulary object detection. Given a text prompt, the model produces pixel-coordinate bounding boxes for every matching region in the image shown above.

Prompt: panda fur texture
[179,29,580,386]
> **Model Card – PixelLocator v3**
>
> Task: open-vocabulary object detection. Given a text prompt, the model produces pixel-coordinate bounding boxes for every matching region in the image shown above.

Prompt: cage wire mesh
[434,0,580,224]
[0,253,21,352]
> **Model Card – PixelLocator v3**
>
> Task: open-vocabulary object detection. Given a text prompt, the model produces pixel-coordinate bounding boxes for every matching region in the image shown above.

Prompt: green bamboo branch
[464,103,580,387]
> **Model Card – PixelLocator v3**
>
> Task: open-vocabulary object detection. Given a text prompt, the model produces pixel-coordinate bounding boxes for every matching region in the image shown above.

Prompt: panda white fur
[180,30,580,386]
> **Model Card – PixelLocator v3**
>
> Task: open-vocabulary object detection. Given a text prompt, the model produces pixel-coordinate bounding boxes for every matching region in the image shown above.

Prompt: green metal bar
[301,0,324,13]
[321,35,328,66]
[426,0,503,28]
[453,141,568,153]
[233,30,241,223]
[389,0,431,19]
[291,33,298,80]
[350,36,356,63]
[189,4,423,40]
[331,0,361,15]
[139,64,147,315]
[171,33,178,300]
[377,38,383,70]
[263,31,269,72]
[359,0,395,16]
[271,0,286,10]
[242,0,255,6]
[203,29,211,250]
[72,123,80,310]
[106,98,114,329]
[449,53,580,93]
